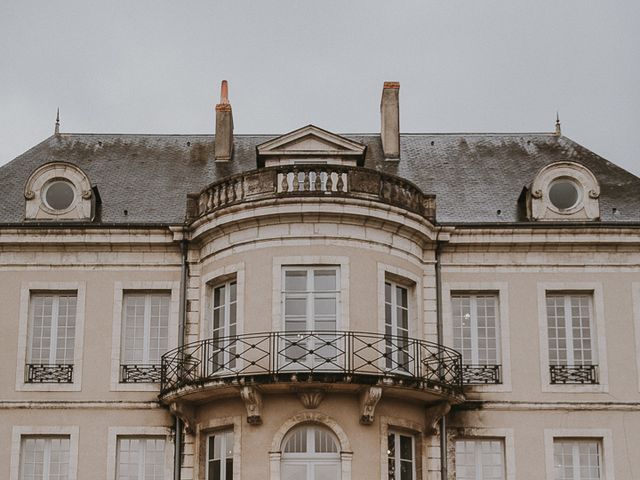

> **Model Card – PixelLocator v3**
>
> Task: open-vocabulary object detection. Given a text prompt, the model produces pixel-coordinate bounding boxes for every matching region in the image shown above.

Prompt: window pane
[285,271,307,291]
[553,439,600,480]
[314,270,336,291]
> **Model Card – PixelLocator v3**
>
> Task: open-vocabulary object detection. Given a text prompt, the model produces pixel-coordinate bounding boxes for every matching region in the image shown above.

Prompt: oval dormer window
[548,178,580,211]
[24,162,93,220]
[529,162,600,221]
[43,179,76,211]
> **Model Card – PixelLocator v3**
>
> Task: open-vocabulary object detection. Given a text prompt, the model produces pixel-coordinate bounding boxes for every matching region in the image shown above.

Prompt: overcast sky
[1,1,639,176]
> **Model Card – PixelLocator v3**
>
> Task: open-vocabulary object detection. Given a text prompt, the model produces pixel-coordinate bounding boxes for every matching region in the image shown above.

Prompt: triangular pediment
[257,125,366,167]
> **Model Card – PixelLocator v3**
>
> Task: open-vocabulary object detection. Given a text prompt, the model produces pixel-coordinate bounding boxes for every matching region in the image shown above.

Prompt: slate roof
[1,132,638,225]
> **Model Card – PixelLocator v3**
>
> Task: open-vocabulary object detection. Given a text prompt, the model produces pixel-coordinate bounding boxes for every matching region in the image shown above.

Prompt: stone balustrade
[186,165,436,221]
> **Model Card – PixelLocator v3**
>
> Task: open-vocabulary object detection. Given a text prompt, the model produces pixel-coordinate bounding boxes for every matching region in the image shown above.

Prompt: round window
[44,180,75,210]
[548,179,580,210]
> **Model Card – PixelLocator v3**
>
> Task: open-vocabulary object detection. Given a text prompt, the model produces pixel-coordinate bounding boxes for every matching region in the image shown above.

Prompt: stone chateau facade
[1,81,639,479]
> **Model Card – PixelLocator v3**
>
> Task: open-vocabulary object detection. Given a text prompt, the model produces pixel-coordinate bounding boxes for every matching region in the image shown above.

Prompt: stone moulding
[186,164,436,223]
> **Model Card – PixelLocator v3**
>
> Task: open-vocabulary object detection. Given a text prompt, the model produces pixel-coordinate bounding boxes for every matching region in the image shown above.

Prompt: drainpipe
[174,239,189,480]
[435,236,447,480]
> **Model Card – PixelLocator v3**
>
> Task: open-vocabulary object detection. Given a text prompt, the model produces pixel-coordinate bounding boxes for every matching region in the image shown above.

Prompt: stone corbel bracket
[169,402,196,435]
[359,386,382,425]
[240,386,263,425]
[424,401,451,435]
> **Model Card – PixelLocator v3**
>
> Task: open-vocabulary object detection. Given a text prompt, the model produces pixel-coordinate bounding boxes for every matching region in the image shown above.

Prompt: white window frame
[453,429,515,480]
[632,283,640,392]
[106,427,173,480]
[270,412,352,480]
[110,281,180,392]
[10,426,79,480]
[443,282,512,393]
[543,429,614,480]
[206,430,235,480]
[200,263,245,342]
[537,283,609,393]
[15,282,86,392]
[377,263,421,339]
[196,416,242,480]
[379,417,424,480]
[387,430,416,480]
[280,425,341,478]
[272,256,349,332]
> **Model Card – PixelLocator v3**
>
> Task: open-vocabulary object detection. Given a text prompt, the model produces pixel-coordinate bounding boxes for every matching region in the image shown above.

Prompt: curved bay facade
[1,83,640,479]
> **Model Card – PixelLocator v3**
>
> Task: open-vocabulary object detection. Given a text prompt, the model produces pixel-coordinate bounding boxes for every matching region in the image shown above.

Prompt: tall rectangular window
[387,431,415,480]
[116,436,166,480]
[553,439,601,480]
[282,267,340,369]
[209,280,237,372]
[120,292,170,383]
[385,281,410,371]
[27,293,77,383]
[207,430,233,480]
[455,438,505,480]
[546,293,598,384]
[452,293,501,384]
[19,436,70,480]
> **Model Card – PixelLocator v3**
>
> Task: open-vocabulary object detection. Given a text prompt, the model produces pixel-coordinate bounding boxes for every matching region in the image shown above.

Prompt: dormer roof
[256,125,366,167]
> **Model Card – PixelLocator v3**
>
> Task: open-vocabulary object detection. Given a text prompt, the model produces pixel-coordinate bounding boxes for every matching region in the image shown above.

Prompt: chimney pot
[215,80,234,161]
[380,81,400,159]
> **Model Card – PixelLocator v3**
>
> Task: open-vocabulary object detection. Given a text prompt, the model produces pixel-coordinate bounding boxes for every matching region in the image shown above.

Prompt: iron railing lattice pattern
[461,364,502,384]
[121,364,162,383]
[26,364,73,383]
[549,364,598,384]
[160,331,462,397]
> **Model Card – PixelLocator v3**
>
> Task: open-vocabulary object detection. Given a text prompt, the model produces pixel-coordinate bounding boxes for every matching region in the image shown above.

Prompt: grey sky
[1,1,639,176]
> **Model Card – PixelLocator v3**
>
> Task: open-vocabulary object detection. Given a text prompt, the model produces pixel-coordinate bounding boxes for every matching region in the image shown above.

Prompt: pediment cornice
[256,125,366,167]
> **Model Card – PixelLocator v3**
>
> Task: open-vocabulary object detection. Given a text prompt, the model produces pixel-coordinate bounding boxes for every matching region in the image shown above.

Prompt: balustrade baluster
[302,169,310,191]
[314,169,321,191]
[326,171,333,191]
[293,168,300,192]
[336,173,344,192]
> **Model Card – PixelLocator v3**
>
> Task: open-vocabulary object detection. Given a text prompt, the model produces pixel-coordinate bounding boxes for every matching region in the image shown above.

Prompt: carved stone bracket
[424,401,451,435]
[240,386,263,425]
[169,402,196,434]
[359,386,382,425]
[297,389,325,409]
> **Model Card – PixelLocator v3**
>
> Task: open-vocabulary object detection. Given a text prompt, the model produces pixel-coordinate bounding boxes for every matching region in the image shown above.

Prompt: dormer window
[256,125,366,168]
[43,179,76,211]
[528,162,600,221]
[548,178,580,211]
[24,162,94,221]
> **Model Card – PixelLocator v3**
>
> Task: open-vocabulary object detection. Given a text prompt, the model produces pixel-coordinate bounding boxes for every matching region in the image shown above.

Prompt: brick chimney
[215,80,234,161]
[380,82,400,159]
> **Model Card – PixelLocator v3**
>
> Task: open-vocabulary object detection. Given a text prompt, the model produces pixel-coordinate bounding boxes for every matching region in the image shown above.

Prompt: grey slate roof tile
[1,132,638,225]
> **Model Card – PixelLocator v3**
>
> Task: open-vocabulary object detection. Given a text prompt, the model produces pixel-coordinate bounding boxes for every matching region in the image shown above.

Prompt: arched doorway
[280,424,341,480]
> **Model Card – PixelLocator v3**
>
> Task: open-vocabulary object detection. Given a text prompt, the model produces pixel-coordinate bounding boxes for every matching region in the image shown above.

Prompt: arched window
[281,424,341,480]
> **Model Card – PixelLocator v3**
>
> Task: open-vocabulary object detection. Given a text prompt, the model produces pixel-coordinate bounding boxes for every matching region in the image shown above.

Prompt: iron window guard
[121,364,162,383]
[549,364,598,384]
[462,364,502,385]
[26,364,73,383]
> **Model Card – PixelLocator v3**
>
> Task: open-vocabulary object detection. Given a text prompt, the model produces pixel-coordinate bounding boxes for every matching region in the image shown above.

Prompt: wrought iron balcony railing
[26,364,73,383]
[160,331,462,397]
[186,165,436,222]
[462,364,502,385]
[549,364,598,384]
[121,364,162,383]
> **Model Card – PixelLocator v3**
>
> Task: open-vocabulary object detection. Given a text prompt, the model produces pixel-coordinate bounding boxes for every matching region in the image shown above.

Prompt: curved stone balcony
[160,331,464,421]
[186,165,436,222]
